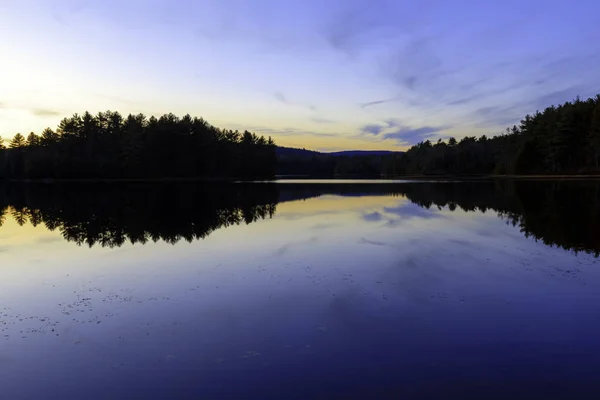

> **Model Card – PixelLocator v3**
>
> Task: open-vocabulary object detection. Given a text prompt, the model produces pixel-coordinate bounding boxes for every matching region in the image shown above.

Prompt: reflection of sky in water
[2,194,600,398]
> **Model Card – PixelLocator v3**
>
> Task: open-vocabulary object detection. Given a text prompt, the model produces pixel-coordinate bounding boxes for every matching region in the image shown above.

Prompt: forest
[1,180,599,255]
[0,111,277,180]
[1,94,599,179]
[383,94,600,176]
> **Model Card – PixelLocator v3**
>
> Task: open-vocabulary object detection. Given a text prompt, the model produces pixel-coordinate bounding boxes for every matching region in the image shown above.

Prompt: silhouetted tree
[40,128,60,147]
[26,132,40,147]
[10,133,26,148]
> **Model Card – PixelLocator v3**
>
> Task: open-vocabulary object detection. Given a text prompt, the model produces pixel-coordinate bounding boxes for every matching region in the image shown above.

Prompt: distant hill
[275,146,321,158]
[275,146,403,177]
[276,146,401,159]
[328,150,397,157]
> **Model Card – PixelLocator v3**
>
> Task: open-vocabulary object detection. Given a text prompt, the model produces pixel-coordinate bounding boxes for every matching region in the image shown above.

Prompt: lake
[1,180,600,399]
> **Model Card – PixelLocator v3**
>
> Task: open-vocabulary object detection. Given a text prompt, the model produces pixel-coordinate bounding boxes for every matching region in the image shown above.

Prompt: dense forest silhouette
[0,111,277,179]
[383,94,600,176]
[1,181,599,256]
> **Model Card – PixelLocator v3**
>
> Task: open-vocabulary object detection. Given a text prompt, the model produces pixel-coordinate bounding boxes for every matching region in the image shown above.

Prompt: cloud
[359,99,391,108]
[361,124,384,135]
[51,1,88,26]
[90,92,142,106]
[30,108,62,117]
[272,91,318,112]
[403,76,417,90]
[447,94,483,106]
[321,1,425,55]
[473,103,534,127]
[310,117,336,124]
[384,119,400,128]
[237,125,338,138]
[383,125,448,145]
[358,119,447,145]
[533,86,592,110]
[322,5,386,54]
[273,91,288,104]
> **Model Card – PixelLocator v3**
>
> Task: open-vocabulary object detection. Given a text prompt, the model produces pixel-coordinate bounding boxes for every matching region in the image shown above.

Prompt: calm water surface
[1,180,600,399]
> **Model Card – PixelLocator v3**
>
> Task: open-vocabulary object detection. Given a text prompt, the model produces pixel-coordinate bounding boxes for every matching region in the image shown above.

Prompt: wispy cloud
[273,91,288,104]
[359,99,393,108]
[51,1,88,26]
[383,125,448,145]
[230,124,338,138]
[361,124,384,135]
[272,91,319,113]
[310,117,336,124]
[384,119,400,129]
[30,108,62,117]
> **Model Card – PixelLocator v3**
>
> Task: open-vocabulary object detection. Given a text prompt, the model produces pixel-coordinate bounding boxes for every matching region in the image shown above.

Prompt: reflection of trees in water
[393,181,600,257]
[0,184,278,248]
[0,205,6,227]
[274,181,600,257]
[1,181,599,256]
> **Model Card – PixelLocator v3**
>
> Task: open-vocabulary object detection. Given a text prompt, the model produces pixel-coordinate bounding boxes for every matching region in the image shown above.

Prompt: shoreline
[2,174,600,184]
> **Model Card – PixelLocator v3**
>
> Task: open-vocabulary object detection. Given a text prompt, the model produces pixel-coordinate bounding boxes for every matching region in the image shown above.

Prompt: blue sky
[1,0,599,151]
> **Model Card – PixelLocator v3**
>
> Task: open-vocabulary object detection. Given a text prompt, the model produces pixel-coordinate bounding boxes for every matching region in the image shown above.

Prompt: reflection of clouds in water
[310,223,340,230]
[358,238,389,247]
[447,238,477,249]
[274,237,319,256]
[36,236,63,244]
[383,202,446,220]
[360,202,447,227]
[361,212,384,222]
[279,210,341,221]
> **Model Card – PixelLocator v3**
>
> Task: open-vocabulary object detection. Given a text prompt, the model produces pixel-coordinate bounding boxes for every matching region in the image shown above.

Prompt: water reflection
[3,180,600,398]
[1,180,599,255]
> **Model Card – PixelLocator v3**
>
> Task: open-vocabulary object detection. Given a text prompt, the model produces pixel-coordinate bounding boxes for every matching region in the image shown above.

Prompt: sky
[1,0,599,151]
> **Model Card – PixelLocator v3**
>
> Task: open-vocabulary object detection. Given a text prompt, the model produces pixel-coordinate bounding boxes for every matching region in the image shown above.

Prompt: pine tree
[10,133,27,148]
[0,136,5,149]
[27,132,40,147]
[40,128,59,146]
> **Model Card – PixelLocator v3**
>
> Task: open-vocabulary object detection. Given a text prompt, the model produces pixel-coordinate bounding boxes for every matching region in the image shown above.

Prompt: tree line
[1,180,599,255]
[383,94,600,175]
[0,111,277,180]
